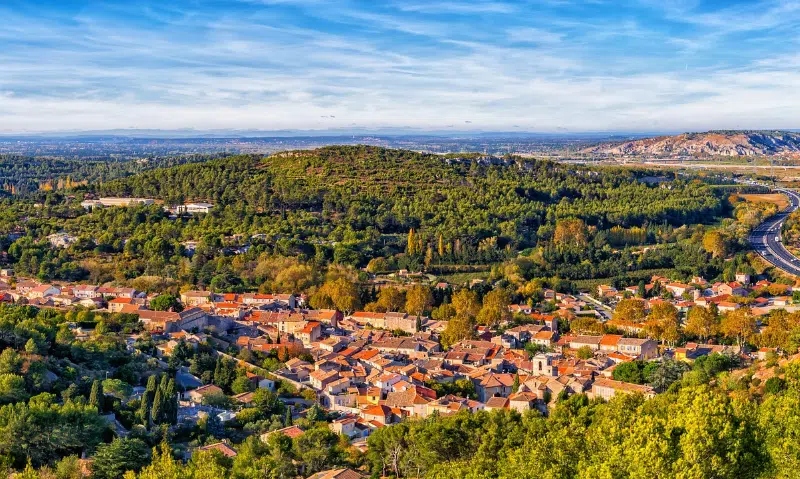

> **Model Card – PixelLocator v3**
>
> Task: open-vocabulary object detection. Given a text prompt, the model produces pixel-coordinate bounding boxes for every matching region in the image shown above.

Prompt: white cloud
[1,1,800,133]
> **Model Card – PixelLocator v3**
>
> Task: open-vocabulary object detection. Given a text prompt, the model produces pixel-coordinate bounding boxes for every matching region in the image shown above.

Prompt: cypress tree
[89,380,104,411]
[284,407,292,426]
[165,378,178,424]
[151,387,163,425]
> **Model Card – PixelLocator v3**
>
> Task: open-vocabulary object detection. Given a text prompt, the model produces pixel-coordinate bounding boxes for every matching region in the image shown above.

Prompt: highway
[748,188,800,276]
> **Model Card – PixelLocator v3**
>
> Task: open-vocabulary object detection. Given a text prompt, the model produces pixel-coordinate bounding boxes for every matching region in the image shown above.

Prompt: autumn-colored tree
[441,313,475,349]
[702,230,727,258]
[645,302,680,346]
[684,305,719,341]
[407,228,417,256]
[553,219,588,248]
[437,233,445,257]
[405,284,433,318]
[310,278,360,314]
[375,287,406,312]
[612,298,647,325]
[570,316,604,335]
[721,307,757,349]
[452,289,481,318]
[477,288,511,327]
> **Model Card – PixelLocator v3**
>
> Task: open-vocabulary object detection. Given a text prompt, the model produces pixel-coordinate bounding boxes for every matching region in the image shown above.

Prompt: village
[0,261,794,474]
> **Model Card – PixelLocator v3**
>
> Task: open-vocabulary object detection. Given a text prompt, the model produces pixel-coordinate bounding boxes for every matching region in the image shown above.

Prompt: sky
[1,0,799,134]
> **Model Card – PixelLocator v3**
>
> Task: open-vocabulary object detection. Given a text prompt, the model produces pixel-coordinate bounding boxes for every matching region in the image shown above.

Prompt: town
[1,254,794,478]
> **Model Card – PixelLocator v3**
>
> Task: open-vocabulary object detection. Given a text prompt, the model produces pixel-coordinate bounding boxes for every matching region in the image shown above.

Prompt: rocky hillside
[584,130,800,157]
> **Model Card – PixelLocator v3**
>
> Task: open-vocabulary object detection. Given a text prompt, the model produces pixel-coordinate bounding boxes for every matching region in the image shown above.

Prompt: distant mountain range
[583,130,800,157]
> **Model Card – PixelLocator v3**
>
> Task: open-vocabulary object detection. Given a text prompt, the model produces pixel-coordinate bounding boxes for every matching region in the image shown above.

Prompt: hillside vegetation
[97,145,721,244]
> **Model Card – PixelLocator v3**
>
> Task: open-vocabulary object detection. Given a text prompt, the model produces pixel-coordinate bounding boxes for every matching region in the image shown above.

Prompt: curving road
[748,188,800,276]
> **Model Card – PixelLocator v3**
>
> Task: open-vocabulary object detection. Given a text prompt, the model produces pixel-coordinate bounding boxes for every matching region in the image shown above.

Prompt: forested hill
[97,145,722,245]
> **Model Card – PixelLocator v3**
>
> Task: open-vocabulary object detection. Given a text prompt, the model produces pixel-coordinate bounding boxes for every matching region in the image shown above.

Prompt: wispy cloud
[0,0,799,133]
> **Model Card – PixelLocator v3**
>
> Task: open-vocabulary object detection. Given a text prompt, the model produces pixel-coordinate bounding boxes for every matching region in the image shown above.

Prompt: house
[735,273,751,285]
[508,391,539,413]
[186,384,224,404]
[597,285,617,297]
[569,335,603,351]
[197,442,237,458]
[615,338,658,360]
[28,284,60,299]
[306,468,365,479]
[665,283,693,297]
[261,425,305,443]
[361,404,394,425]
[178,202,214,215]
[717,302,740,313]
[591,378,655,400]
[108,297,135,313]
[599,334,623,352]
[181,290,213,306]
[310,369,340,391]
[484,396,509,411]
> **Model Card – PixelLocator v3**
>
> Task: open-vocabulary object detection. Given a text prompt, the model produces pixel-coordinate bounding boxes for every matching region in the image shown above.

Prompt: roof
[362,404,392,417]
[271,425,305,439]
[306,468,365,479]
[198,442,238,458]
[599,334,623,346]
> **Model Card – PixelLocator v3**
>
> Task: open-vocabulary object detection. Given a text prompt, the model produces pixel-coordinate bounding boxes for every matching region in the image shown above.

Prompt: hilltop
[583,130,800,157]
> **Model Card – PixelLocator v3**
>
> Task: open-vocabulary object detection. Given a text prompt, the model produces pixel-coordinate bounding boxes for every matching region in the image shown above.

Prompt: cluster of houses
[0,268,775,466]
[597,273,797,332]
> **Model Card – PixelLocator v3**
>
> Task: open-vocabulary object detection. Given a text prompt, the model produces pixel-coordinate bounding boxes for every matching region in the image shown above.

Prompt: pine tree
[89,380,104,411]
[284,407,292,426]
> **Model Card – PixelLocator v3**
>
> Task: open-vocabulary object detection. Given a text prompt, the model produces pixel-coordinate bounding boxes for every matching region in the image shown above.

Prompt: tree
[136,442,183,479]
[407,228,418,256]
[452,289,481,318]
[576,346,594,360]
[89,380,104,411]
[645,302,680,346]
[613,361,646,384]
[553,219,588,248]
[149,294,183,312]
[612,298,647,325]
[150,387,164,425]
[375,287,405,312]
[24,338,39,355]
[702,230,727,258]
[91,438,151,479]
[648,359,690,391]
[685,305,719,341]
[570,316,604,335]
[0,349,22,375]
[721,307,757,349]
[441,313,475,349]
[405,285,433,318]
[0,374,27,404]
[311,278,360,315]
[232,375,256,395]
[477,288,511,327]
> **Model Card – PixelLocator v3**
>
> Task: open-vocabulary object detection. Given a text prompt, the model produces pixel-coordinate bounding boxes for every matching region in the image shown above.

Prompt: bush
[764,376,786,394]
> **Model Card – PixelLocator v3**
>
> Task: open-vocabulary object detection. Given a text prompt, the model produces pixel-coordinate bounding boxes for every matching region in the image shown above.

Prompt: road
[748,188,800,276]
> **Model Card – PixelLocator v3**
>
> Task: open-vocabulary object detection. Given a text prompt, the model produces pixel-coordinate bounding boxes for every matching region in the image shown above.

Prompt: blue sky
[1,0,799,133]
